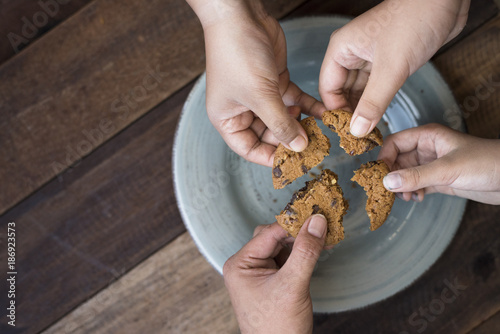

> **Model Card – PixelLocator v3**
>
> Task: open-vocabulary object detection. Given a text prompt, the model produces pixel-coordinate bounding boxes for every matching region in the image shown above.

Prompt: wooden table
[0,1,499,333]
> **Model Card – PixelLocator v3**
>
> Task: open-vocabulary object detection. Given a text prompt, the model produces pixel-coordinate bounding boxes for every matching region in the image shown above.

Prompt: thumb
[350,59,408,137]
[253,95,309,152]
[280,215,326,286]
[383,158,454,193]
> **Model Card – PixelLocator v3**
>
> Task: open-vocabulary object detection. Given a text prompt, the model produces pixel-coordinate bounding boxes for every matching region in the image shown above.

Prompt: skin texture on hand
[188,0,325,167]
[378,123,500,205]
[223,216,327,334]
[319,0,470,138]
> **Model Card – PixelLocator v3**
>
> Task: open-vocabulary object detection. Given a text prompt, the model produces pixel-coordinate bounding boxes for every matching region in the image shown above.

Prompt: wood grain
[1,1,498,334]
[42,232,239,334]
[0,0,307,216]
[0,1,307,332]
[0,0,93,65]
[436,0,498,56]
[0,81,192,334]
[468,310,500,334]
[434,15,500,139]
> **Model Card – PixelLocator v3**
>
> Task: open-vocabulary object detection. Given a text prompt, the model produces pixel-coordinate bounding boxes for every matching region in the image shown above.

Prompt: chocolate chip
[282,179,289,185]
[273,166,282,178]
[330,199,337,208]
[298,153,304,159]
[349,149,355,155]
[364,143,375,153]
[328,124,336,130]
[284,204,296,216]
[301,165,309,174]
[312,205,320,214]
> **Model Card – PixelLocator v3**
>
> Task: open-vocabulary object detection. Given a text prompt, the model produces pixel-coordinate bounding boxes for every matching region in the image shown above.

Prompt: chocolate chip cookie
[276,169,349,246]
[351,160,395,231]
[322,109,383,155]
[272,116,330,189]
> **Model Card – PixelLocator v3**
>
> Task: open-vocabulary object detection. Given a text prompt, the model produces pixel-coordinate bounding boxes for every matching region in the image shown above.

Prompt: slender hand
[187,0,325,166]
[319,0,470,137]
[223,215,327,333]
[378,123,500,205]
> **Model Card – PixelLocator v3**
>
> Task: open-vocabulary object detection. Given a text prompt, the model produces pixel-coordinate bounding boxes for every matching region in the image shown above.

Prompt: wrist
[186,0,267,29]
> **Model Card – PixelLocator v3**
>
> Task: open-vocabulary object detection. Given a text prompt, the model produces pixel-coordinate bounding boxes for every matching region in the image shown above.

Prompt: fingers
[282,81,327,119]
[229,223,289,271]
[383,157,457,194]
[280,215,326,286]
[350,58,409,137]
[319,52,353,112]
[251,91,309,153]
[378,124,464,197]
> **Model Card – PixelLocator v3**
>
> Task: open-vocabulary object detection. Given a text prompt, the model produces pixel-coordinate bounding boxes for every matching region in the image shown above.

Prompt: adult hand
[187,0,325,166]
[319,0,470,137]
[378,123,500,205]
[223,215,327,333]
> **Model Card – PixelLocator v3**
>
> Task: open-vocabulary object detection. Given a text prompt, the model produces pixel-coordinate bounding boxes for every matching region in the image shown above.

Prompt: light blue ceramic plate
[173,16,466,312]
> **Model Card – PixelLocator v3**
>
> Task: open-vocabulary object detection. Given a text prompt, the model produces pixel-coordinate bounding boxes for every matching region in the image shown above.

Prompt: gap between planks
[42,232,239,334]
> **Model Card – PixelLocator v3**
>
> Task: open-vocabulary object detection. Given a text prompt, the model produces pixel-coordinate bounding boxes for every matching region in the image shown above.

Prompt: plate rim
[172,15,467,312]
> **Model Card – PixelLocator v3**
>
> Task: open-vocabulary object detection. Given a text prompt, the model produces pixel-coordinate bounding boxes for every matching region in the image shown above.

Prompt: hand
[319,0,470,137]
[187,0,325,166]
[223,215,328,333]
[378,123,500,205]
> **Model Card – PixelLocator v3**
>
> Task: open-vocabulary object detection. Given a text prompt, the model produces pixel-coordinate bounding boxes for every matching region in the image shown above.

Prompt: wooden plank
[287,0,381,17]
[436,0,498,55]
[1,2,497,334]
[0,81,192,334]
[434,15,500,139]
[0,0,307,216]
[0,0,202,215]
[0,1,310,332]
[42,232,239,334]
[0,0,93,65]
[468,310,500,334]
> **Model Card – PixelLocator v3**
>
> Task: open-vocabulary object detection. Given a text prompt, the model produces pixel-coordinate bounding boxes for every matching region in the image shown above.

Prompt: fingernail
[350,116,371,137]
[395,192,404,200]
[412,192,420,202]
[308,214,327,238]
[289,135,308,152]
[383,173,402,190]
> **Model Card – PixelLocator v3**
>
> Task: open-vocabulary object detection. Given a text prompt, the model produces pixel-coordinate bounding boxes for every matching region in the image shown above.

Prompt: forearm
[185,0,267,28]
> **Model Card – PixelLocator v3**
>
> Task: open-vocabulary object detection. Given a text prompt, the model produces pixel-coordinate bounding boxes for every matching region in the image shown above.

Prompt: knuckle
[294,241,320,262]
[405,167,422,188]
[222,256,236,278]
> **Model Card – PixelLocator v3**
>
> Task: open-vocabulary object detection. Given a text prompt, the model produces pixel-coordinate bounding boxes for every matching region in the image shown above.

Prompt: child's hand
[319,0,469,137]
[223,216,327,334]
[378,124,500,205]
[188,0,325,167]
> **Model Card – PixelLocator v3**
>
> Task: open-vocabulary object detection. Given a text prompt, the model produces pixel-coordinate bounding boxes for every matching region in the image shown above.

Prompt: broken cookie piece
[322,109,383,155]
[276,169,349,246]
[351,160,395,231]
[272,116,330,189]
